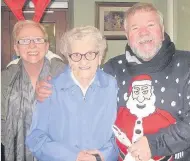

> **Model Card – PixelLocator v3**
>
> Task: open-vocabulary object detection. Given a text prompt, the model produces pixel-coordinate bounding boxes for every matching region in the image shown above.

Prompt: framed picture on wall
[95,2,136,40]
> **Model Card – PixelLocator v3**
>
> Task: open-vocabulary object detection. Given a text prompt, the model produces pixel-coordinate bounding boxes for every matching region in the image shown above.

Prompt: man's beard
[131,42,162,61]
[126,94,156,118]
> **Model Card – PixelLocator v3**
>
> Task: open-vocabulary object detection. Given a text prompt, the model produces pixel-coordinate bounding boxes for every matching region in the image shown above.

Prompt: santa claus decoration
[114,74,176,161]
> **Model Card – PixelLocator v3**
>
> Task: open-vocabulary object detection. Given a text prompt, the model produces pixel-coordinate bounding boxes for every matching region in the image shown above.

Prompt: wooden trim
[1,9,11,70]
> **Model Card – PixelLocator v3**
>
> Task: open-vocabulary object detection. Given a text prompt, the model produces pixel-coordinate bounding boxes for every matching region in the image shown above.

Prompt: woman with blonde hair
[1,20,65,161]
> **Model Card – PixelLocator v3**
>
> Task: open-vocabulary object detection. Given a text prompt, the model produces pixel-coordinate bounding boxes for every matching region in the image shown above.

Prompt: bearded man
[102,3,190,160]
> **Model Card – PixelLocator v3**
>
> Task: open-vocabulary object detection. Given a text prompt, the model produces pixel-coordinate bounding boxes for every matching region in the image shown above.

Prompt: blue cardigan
[26,66,119,161]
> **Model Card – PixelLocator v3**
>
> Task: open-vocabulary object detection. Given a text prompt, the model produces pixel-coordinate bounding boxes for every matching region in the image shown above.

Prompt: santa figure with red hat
[114,74,176,161]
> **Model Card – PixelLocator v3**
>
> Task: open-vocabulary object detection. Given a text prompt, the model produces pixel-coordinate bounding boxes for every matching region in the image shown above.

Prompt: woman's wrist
[93,154,102,161]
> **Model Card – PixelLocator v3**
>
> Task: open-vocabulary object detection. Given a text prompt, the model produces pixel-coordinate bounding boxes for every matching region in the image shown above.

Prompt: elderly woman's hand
[76,151,97,161]
[35,76,52,102]
[86,150,104,161]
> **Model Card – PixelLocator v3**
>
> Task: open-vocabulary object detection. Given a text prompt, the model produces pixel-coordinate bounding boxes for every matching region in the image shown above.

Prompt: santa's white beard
[126,94,156,118]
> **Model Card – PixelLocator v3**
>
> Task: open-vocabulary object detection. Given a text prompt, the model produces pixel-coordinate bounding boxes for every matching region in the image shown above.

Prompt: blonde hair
[60,26,107,59]
[124,3,164,31]
[12,20,48,43]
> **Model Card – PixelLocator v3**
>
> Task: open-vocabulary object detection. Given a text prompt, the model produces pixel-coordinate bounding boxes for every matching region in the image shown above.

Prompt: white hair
[124,2,164,32]
[60,26,107,59]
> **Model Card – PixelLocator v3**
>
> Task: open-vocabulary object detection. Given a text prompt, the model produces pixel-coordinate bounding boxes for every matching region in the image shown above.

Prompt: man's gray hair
[124,2,164,31]
[60,26,107,59]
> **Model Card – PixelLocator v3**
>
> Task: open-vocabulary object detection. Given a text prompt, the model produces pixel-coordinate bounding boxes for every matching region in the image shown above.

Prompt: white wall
[72,0,168,62]
[174,0,190,51]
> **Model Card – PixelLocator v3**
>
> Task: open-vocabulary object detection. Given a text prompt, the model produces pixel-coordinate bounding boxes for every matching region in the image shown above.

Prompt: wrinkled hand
[86,150,104,161]
[35,76,52,102]
[129,136,151,161]
[76,151,96,161]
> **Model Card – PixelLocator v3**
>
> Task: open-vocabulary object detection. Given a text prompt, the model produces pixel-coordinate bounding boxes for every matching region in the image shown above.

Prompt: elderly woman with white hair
[26,26,119,161]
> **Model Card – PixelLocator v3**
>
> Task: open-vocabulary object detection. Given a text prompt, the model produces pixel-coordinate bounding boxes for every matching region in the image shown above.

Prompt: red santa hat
[128,74,152,94]
[4,0,51,22]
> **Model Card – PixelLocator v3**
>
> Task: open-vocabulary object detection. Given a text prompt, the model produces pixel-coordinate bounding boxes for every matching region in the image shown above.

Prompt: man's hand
[112,125,132,147]
[35,76,52,102]
[128,136,151,161]
[76,151,96,161]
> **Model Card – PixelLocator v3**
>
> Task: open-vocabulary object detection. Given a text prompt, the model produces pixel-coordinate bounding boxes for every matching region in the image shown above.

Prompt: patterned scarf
[4,59,51,161]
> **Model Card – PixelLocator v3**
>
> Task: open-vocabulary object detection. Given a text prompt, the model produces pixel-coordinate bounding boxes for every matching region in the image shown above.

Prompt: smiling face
[14,24,49,65]
[68,36,102,83]
[132,85,152,103]
[126,83,156,118]
[126,10,164,61]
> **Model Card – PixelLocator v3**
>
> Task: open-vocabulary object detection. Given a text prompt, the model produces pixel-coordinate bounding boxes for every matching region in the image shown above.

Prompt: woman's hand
[76,151,96,161]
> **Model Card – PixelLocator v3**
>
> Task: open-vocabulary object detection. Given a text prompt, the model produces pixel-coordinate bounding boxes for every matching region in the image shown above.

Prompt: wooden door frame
[1,7,12,70]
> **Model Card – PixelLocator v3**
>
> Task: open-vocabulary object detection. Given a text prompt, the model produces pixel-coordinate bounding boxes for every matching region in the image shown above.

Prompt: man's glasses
[17,37,47,45]
[69,51,99,62]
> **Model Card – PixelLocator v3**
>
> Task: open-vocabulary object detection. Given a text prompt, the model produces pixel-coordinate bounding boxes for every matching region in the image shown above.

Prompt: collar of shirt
[71,71,95,96]
[53,65,109,91]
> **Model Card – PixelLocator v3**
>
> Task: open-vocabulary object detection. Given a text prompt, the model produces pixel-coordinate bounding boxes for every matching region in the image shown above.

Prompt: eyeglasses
[17,37,47,45]
[69,51,99,62]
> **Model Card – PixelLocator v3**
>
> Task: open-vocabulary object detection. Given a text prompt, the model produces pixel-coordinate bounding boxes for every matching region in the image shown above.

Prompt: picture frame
[95,2,136,40]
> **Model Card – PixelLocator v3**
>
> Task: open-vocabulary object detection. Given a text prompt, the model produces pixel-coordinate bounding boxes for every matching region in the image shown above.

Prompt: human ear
[14,44,20,56]
[162,26,165,40]
[98,55,103,65]
[45,42,49,53]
